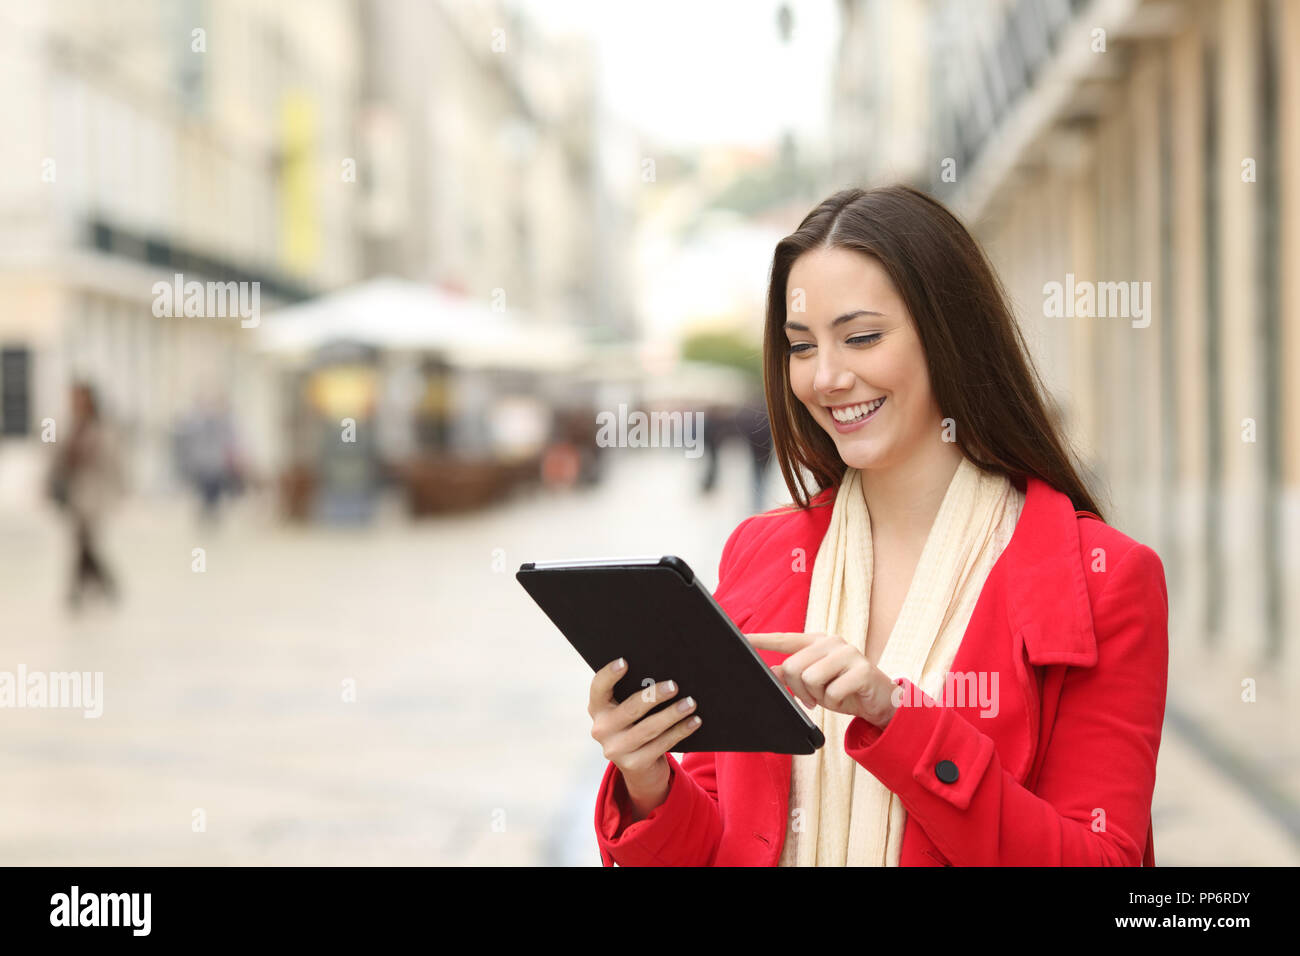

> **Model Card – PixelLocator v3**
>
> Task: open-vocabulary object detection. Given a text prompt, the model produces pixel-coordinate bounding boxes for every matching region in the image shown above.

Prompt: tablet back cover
[517,558,824,754]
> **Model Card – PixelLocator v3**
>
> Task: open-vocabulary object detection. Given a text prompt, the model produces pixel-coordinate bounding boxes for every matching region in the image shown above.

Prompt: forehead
[786,247,900,314]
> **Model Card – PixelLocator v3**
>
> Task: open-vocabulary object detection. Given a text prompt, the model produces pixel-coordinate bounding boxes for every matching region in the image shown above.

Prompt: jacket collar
[1000,473,1098,667]
[802,470,1098,667]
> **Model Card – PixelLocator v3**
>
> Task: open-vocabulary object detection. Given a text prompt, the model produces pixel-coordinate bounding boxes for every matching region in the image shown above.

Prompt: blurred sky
[507,0,840,149]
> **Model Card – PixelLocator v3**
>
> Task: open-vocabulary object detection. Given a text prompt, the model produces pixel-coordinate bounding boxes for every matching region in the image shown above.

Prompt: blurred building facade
[830,0,1300,686]
[351,0,636,479]
[0,0,365,500]
[0,0,635,508]
[358,0,635,338]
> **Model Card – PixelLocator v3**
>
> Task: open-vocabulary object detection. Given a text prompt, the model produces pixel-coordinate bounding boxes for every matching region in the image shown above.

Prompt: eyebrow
[783,309,884,332]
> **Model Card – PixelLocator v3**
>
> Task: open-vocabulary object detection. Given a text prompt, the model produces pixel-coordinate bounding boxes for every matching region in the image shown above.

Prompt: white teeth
[830,397,884,422]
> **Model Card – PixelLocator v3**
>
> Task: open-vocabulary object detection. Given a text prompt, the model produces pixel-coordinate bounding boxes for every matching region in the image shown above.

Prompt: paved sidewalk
[0,444,761,865]
[1153,642,1300,865]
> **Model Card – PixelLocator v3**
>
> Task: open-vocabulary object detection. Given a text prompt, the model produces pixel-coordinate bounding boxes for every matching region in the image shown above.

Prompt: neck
[858,441,966,542]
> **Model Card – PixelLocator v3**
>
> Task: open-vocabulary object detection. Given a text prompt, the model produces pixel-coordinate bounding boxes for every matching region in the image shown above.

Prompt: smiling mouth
[828,397,886,423]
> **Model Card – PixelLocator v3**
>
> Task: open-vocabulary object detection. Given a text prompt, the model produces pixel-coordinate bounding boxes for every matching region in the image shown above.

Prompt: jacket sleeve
[594,517,753,866]
[594,749,723,866]
[842,543,1169,866]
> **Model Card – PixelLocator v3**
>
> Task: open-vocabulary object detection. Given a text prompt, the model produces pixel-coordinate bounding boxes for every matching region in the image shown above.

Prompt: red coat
[594,472,1168,866]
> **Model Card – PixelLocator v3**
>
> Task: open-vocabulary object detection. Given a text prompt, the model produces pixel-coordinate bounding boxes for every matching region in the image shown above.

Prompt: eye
[785,333,881,356]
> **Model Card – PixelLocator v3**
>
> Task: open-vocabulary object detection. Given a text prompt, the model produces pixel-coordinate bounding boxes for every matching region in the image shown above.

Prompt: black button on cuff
[934,759,959,784]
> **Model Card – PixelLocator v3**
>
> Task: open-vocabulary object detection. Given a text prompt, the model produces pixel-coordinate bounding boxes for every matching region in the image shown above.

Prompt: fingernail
[677,696,694,712]
[613,658,625,671]
[665,680,675,693]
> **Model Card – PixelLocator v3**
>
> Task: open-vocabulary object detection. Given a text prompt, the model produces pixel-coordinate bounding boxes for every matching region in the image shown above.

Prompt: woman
[48,382,123,609]
[587,184,1168,866]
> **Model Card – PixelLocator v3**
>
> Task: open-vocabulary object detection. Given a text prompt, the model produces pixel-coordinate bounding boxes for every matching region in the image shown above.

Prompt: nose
[812,348,855,397]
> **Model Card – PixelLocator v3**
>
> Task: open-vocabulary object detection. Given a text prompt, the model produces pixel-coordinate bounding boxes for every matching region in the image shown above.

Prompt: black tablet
[516,555,825,754]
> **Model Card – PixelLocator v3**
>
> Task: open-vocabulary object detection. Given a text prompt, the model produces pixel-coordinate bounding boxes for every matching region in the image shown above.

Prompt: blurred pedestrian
[698,404,735,495]
[735,397,773,513]
[46,382,124,610]
[175,396,244,524]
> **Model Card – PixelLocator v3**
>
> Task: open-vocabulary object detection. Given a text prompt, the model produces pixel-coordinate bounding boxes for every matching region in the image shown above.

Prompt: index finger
[588,658,628,712]
[744,632,816,652]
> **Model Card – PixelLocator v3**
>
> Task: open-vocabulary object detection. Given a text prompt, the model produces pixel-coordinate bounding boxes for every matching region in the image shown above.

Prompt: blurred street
[2,444,1296,865]
[0,444,763,865]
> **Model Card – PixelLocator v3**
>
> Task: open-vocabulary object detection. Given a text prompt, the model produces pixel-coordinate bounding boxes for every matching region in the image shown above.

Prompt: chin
[832,440,889,472]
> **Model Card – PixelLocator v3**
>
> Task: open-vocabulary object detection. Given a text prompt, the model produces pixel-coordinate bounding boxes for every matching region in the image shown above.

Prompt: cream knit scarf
[777,455,1024,866]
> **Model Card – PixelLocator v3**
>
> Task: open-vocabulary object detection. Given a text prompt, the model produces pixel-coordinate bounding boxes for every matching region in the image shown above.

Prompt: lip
[823,398,885,411]
[826,397,886,433]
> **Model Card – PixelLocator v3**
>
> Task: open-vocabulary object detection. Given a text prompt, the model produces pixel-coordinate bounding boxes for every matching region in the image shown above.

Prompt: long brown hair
[763,184,1106,521]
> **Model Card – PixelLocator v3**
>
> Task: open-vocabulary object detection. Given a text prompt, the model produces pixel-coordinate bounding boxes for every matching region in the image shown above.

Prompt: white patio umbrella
[255,276,587,372]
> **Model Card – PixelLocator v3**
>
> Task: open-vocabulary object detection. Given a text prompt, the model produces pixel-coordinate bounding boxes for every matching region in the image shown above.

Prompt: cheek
[787,362,812,400]
[883,359,925,409]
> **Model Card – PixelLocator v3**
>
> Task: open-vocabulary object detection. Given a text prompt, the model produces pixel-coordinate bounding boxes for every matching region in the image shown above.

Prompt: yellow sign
[280,90,319,274]
[306,366,376,418]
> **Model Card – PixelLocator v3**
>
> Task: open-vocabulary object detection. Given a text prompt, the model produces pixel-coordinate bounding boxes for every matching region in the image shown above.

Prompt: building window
[0,347,31,437]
